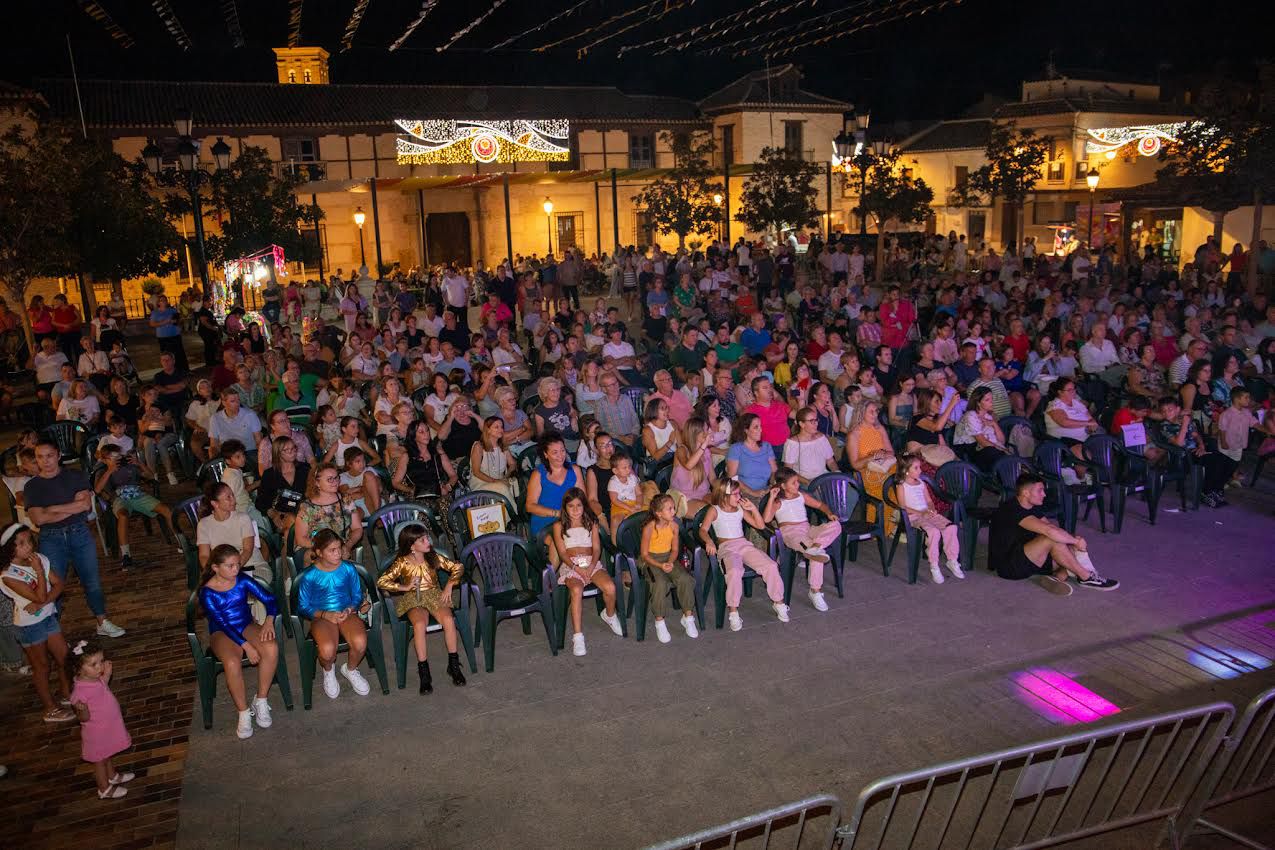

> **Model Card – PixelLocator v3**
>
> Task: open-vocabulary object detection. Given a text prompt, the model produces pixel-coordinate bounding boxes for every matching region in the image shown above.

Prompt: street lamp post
[1086,168,1101,248]
[713,192,724,242]
[353,207,367,267]
[142,113,231,296]
[543,198,554,255]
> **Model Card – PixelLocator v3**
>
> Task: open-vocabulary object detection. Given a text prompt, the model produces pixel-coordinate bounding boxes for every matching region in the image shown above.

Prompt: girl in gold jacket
[375,523,467,693]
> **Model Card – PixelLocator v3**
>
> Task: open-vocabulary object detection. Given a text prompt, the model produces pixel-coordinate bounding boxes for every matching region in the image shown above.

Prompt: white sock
[120,545,130,556]
[1074,551,1096,574]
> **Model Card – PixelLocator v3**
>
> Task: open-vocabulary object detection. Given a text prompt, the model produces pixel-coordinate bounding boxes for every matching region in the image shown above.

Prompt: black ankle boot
[446,652,467,687]
[418,660,433,694]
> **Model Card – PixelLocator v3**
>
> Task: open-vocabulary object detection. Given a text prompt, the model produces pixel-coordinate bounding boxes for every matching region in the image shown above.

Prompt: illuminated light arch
[1084,122,1195,157]
[395,119,570,165]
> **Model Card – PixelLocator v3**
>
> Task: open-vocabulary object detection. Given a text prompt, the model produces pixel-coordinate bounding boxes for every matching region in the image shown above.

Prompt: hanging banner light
[395,119,570,164]
[1085,123,1195,157]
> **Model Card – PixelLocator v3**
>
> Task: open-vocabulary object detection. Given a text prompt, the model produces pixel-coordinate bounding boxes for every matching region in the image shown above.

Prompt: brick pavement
[0,480,201,850]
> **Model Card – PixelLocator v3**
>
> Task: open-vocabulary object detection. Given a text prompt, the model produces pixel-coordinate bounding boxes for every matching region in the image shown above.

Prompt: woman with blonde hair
[670,416,714,516]
[845,398,896,534]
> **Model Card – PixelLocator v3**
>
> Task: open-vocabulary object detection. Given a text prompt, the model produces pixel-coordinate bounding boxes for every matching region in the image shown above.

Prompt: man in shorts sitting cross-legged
[988,473,1120,596]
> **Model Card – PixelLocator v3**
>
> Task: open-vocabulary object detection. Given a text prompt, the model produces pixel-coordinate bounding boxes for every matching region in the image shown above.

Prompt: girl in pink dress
[68,639,135,799]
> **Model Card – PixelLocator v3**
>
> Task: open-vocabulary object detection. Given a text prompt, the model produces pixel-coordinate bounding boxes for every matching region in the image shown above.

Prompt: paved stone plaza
[3,472,1273,849]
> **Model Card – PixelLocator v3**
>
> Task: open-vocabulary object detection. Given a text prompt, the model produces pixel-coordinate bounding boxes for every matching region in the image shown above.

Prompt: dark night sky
[2,0,1268,123]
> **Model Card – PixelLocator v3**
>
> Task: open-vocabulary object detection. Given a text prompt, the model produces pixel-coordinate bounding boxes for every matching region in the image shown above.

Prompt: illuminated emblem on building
[1084,123,1193,158]
[395,119,570,165]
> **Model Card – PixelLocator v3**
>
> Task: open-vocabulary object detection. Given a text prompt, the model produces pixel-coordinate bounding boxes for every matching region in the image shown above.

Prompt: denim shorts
[16,615,61,647]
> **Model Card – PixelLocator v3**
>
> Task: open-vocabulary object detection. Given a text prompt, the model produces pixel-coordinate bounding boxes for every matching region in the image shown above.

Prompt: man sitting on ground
[988,473,1120,596]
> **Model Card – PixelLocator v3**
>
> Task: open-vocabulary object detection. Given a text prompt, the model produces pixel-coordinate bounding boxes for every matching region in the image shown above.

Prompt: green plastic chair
[186,582,293,731]
[614,512,708,641]
[288,562,391,709]
[177,531,200,590]
[461,533,557,672]
[375,554,478,688]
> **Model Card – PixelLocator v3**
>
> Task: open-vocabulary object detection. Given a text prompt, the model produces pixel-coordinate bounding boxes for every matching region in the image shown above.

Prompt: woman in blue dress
[525,432,578,540]
[198,543,280,740]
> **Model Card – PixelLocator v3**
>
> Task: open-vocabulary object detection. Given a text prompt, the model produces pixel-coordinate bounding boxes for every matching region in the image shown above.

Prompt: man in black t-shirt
[988,473,1119,595]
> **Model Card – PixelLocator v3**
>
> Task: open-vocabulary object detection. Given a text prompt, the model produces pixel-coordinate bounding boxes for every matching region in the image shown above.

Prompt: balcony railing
[277,160,328,181]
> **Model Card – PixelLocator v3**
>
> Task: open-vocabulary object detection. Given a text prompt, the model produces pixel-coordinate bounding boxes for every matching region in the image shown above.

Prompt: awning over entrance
[299,165,760,194]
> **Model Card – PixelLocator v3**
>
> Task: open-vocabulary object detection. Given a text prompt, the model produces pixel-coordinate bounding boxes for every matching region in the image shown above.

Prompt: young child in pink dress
[68,638,135,799]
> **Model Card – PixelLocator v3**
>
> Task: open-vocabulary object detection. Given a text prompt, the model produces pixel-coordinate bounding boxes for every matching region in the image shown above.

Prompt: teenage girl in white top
[892,453,963,585]
[698,478,787,632]
[550,488,623,657]
[761,468,840,612]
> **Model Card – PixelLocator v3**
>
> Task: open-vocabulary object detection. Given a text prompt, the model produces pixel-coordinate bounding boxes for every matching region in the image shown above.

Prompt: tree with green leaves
[0,124,79,352]
[203,145,324,270]
[854,148,935,281]
[736,146,823,240]
[961,122,1050,251]
[630,131,721,249]
[71,140,181,301]
[1157,80,1275,296]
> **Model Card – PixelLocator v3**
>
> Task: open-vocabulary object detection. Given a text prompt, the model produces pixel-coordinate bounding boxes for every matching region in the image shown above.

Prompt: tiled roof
[995,98,1192,119]
[897,119,993,152]
[698,64,849,114]
[33,78,706,131]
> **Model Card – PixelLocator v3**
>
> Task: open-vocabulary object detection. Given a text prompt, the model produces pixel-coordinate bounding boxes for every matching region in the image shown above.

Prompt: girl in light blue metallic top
[198,544,280,740]
[294,529,372,700]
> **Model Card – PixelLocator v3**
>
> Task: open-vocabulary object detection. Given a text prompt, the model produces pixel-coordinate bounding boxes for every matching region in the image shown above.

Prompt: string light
[388,0,444,51]
[76,1,136,49]
[572,0,695,57]
[219,0,244,48]
[533,0,672,53]
[756,0,962,58]
[287,0,304,47]
[149,0,192,51]
[438,0,509,53]
[489,0,593,50]
[616,0,814,57]
[699,0,895,57]
[341,0,372,51]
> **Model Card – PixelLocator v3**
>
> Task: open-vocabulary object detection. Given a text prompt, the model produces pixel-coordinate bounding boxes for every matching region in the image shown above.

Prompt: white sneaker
[929,565,946,585]
[599,609,623,636]
[802,545,830,563]
[654,620,672,643]
[95,619,125,638]
[252,697,272,728]
[340,663,370,696]
[572,633,586,656]
[728,611,743,632]
[946,559,966,580]
[167,472,179,486]
[773,602,790,623]
[809,589,829,612]
[236,709,253,740]
[680,615,699,638]
[321,667,340,699]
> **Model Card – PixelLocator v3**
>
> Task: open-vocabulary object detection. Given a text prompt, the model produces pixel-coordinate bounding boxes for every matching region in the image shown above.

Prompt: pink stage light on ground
[1011,668,1122,725]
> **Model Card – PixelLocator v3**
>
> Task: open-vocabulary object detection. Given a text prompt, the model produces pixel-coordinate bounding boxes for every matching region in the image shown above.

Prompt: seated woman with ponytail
[197,543,280,740]
[196,482,270,588]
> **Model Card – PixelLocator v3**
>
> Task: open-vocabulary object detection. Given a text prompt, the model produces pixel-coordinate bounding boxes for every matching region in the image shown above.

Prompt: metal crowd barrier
[838,702,1234,850]
[1174,686,1275,849]
[648,702,1242,850]
[644,794,842,850]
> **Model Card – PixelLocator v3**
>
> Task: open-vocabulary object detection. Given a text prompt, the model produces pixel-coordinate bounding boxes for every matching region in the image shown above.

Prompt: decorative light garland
[219,0,245,48]
[388,0,444,51]
[341,0,372,51]
[698,0,891,57]
[437,0,508,53]
[149,0,192,51]
[77,0,136,49]
[618,0,815,57]
[395,119,570,164]
[287,0,304,47]
[489,0,593,50]
[1085,123,1194,157]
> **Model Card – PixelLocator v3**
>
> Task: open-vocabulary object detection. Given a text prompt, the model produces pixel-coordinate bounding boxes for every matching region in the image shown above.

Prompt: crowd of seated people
[6,234,1275,738]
